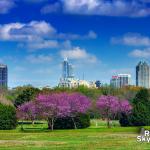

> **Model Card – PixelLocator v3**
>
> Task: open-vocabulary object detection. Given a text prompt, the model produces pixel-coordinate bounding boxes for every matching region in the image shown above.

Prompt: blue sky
[1,0,150,87]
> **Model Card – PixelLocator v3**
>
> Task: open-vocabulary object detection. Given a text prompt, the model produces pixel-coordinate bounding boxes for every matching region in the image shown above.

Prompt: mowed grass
[0,120,149,150]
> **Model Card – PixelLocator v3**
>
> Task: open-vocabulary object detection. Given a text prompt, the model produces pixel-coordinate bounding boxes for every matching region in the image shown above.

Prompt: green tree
[130,88,150,126]
[14,86,40,107]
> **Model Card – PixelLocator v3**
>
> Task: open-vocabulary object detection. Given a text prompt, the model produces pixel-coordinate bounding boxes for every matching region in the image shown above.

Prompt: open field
[0,120,149,150]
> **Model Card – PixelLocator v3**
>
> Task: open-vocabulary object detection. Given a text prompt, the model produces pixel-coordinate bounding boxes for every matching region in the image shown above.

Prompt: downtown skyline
[1,0,150,87]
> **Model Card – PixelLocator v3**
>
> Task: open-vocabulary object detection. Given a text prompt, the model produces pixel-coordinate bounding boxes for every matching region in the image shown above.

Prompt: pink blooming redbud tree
[17,92,91,131]
[97,95,132,128]
[17,101,37,129]
[36,92,91,130]
[119,100,132,114]
[35,93,71,131]
[68,93,91,129]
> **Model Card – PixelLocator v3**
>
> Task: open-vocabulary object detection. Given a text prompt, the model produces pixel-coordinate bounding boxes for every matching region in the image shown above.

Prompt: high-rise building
[59,58,95,88]
[68,64,74,78]
[136,61,150,88]
[110,76,120,88]
[59,58,74,88]
[118,74,131,88]
[0,64,8,88]
[110,74,131,88]
[62,58,69,79]
[62,58,74,79]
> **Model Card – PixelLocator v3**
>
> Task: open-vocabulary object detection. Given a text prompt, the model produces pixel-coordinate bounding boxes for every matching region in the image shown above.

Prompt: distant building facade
[0,64,8,88]
[110,76,120,88]
[62,58,74,79]
[136,61,150,88]
[110,74,131,88]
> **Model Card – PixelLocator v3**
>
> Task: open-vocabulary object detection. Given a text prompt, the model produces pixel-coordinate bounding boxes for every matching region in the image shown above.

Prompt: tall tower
[59,58,75,88]
[62,58,74,79]
[136,61,150,88]
[62,58,69,79]
[68,64,74,78]
[0,64,8,89]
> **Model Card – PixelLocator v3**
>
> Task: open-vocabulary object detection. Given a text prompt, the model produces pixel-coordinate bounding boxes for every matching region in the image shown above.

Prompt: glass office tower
[136,61,150,88]
[0,64,8,89]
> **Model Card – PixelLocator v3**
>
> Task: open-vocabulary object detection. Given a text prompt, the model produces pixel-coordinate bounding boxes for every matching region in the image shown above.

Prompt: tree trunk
[51,118,54,131]
[72,117,77,129]
[21,120,23,131]
[48,118,54,131]
[107,118,111,128]
[32,120,34,125]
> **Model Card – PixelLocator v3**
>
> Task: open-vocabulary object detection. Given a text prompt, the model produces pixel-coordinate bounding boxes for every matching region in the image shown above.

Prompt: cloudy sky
[1,0,150,87]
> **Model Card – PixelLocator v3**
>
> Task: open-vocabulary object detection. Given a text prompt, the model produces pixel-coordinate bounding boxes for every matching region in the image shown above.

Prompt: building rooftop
[0,64,7,68]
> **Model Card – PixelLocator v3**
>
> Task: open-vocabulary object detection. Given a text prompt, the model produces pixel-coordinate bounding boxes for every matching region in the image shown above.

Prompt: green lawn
[0,120,149,150]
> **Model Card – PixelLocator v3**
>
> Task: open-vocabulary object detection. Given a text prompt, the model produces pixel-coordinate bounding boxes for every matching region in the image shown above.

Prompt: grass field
[0,120,149,150]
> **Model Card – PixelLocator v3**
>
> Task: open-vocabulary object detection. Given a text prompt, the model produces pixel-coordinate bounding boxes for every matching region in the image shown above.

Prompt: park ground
[0,120,150,150]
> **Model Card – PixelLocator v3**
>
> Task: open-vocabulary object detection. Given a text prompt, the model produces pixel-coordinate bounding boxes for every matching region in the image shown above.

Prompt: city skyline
[1,0,150,87]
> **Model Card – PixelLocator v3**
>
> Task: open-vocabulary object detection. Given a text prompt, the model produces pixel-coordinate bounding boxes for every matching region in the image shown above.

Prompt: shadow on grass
[19,127,51,133]
[17,121,143,134]
[18,121,45,125]
[18,126,142,134]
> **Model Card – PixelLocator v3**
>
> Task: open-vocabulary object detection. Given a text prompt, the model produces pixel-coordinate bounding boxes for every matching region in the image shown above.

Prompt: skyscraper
[110,76,120,88]
[62,58,74,79]
[59,58,96,88]
[110,74,131,88]
[68,64,74,78]
[0,64,8,88]
[118,74,131,88]
[62,58,69,79]
[59,58,74,88]
[136,61,150,88]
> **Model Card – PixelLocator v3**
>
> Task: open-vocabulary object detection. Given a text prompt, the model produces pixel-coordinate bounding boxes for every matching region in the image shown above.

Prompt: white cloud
[0,21,56,41]
[0,0,15,14]
[111,33,150,46]
[27,40,59,50]
[129,48,150,58]
[0,21,96,42]
[41,2,61,14]
[0,21,59,50]
[60,47,97,63]
[61,0,150,17]
[87,30,97,39]
[26,54,52,63]
[0,21,97,50]
[57,30,97,40]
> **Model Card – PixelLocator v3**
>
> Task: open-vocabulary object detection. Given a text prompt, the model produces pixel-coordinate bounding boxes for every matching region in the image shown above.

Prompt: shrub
[119,113,131,127]
[54,113,90,129]
[0,104,17,130]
